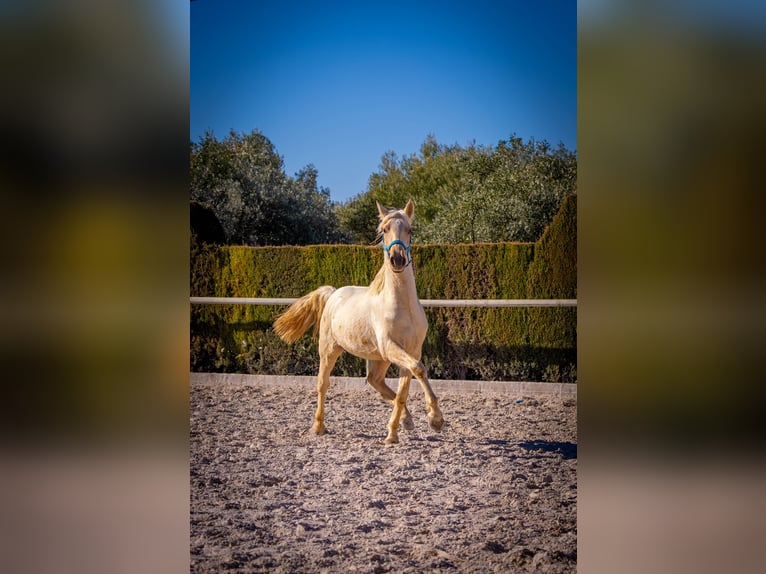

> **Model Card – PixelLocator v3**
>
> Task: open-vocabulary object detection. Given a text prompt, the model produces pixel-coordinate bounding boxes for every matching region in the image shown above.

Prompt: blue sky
[191,0,576,203]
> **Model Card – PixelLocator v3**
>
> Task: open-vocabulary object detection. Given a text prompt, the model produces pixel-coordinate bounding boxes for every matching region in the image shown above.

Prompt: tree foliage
[190,130,576,246]
[338,134,577,244]
[190,129,346,245]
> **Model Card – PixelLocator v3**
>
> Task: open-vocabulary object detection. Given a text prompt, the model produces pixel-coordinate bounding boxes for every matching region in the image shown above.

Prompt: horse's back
[325,285,377,326]
[330,284,369,301]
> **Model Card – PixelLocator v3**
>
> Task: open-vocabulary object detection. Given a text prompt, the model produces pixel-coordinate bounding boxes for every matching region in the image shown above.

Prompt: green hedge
[191,195,576,382]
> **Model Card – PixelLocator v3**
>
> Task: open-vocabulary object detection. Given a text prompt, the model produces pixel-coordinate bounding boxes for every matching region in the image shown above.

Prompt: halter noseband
[381,237,412,269]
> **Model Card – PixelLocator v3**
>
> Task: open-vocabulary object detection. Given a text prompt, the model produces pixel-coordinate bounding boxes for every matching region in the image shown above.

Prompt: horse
[273,199,444,444]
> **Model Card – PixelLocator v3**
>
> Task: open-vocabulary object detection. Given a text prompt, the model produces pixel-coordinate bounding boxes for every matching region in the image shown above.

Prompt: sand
[190,379,576,573]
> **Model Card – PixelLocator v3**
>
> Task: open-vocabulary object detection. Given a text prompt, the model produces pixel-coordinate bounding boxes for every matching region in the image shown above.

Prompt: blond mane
[368,264,386,295]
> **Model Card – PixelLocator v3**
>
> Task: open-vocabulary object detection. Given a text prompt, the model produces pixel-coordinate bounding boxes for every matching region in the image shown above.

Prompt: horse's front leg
[385,344,444,434]
[367,360,414,432]
[410,361,444,432]
[385,373,411,444]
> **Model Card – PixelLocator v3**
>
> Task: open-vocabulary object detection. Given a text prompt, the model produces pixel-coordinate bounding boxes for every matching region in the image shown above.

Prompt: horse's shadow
[479,438,577,460]
[518,439,577,460]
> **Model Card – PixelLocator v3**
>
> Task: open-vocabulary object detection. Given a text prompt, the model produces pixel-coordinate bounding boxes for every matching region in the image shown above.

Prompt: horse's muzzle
[389,248,408,272]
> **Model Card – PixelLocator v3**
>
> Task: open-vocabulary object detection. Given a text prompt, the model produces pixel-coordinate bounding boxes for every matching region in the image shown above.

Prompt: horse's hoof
[384,434,399,445]
[311,424,327,436]
[402,415,415,431]
[429,415,444,432]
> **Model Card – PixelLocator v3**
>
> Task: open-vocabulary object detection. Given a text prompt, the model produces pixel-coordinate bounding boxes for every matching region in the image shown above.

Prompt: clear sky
[191,0,576,203]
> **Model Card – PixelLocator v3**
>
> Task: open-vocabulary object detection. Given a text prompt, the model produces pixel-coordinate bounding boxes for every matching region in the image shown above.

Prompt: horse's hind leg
[312,344,342,436]
[367,360,414,431]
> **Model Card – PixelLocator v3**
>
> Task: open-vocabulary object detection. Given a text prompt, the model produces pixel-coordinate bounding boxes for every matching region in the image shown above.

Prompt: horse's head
[376,199,414,273]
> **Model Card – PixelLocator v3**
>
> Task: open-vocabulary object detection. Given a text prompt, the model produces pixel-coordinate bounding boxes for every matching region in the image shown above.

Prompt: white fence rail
[190,297,577,308]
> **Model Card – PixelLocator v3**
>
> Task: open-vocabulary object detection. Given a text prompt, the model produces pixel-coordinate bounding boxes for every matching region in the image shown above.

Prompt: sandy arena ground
[190,379,577,573]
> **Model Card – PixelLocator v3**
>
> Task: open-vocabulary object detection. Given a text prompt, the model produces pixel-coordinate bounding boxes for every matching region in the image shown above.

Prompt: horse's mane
[368,265,386,295]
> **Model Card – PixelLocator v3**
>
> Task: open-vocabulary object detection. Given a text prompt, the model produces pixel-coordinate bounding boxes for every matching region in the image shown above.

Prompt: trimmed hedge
[191,194,576,382]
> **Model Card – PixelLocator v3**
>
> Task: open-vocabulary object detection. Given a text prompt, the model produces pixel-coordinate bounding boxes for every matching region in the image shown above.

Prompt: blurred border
[579,1,766,573]
[0,1,189,572]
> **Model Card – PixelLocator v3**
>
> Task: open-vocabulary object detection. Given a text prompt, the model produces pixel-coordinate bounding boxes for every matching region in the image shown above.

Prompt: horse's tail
[273,285,335,343]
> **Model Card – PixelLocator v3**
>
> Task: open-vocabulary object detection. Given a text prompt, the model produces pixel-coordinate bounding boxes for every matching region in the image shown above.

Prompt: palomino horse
[274,199,444,444]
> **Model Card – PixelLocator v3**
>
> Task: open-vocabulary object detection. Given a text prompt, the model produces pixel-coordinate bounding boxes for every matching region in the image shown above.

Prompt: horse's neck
[382,265,419,308]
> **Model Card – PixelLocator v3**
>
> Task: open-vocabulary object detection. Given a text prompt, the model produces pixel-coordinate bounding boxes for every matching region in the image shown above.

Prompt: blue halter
[382,237,412,268]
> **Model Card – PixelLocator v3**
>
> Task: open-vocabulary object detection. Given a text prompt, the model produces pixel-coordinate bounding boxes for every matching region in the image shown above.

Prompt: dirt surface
[190,380,577,573]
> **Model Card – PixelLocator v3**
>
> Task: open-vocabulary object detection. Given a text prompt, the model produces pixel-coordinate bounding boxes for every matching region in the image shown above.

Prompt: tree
[337,134,468,243]
[190,200,226,245]
[338,134,576,244]
[190,129,346,245]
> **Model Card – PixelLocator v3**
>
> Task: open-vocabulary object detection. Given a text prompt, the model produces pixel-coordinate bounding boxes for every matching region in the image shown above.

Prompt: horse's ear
[404,199,415,221]
[376,201,388,219]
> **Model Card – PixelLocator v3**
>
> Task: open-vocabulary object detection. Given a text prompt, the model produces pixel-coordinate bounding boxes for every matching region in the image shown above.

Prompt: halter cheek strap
[382,238,412,268]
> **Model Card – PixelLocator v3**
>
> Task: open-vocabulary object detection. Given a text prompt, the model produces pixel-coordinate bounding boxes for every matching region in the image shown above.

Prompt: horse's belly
[333,318,382,359]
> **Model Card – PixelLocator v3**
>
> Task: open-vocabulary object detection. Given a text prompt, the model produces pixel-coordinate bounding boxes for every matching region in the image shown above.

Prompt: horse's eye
[383,225,389,233]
